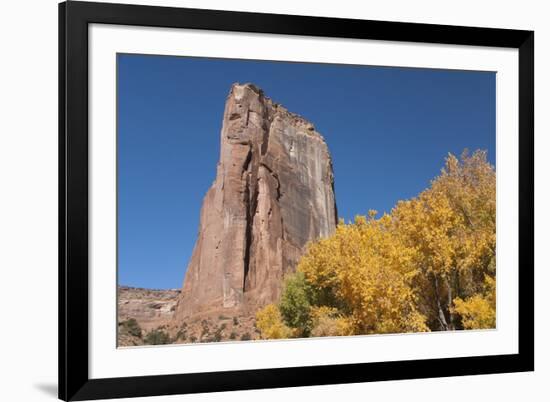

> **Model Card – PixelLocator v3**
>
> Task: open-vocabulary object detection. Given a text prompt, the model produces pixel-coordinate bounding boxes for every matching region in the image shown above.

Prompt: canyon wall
[173,83,337,322]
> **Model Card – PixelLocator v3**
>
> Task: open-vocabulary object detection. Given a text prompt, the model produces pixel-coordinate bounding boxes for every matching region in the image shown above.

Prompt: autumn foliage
[256,150,496,338]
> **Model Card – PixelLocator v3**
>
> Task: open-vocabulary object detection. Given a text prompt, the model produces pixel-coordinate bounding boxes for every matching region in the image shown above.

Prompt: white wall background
[0,0,546,401]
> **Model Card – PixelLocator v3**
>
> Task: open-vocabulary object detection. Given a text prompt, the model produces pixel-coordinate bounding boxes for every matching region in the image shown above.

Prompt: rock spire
[173,83,337,321]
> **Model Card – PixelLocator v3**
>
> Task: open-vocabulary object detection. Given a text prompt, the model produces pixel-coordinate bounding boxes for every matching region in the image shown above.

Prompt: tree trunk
[446,276,455,330]
[434,275,449,331]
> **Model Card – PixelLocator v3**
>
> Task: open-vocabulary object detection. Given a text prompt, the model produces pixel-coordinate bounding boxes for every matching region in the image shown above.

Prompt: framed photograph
[59,1,534,400]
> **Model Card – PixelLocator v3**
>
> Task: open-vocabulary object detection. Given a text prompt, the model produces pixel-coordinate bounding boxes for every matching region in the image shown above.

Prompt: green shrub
[279,271,313,336]
[229,332,237,340]
[241,332,252,341]
[144,329,171,345]
[200,319,210,338]
[176,328,187,341]
[233,317,239,326]
[211,324,225,342]
[119,318,142,338]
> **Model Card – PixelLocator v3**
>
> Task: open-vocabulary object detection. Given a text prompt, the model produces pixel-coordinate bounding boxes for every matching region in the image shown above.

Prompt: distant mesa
[172,83,338,323]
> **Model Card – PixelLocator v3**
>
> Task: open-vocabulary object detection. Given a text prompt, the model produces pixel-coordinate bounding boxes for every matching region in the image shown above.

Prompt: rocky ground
[117,286,260,347]
[169,310,260,344]
[117,286,180,346]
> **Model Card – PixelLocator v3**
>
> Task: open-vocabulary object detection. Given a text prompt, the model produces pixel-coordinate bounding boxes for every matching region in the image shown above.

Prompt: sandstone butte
[172,83,338,326]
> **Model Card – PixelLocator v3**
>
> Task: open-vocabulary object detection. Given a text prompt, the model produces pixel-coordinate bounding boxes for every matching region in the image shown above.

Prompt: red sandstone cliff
[173,83,337,322]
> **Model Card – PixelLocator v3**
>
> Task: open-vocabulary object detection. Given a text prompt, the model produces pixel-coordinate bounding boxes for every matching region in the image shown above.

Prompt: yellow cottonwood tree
[255,303,293,339]
[298,214,429,335]
[452,275,496,329]
[392,150,496,330]
[255,150,496,339]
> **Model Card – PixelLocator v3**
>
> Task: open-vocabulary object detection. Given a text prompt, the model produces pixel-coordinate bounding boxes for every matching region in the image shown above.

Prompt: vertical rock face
[173,83,337,321]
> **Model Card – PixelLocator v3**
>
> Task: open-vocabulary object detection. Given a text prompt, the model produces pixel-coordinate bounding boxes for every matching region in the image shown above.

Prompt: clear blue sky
[117,54,495,290]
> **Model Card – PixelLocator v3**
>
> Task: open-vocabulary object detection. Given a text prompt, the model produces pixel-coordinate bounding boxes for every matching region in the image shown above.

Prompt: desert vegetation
[118,318,143,339]
[144,328,172,345]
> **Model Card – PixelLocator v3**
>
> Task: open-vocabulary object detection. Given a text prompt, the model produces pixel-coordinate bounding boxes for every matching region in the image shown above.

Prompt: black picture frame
[59,1,534,400]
